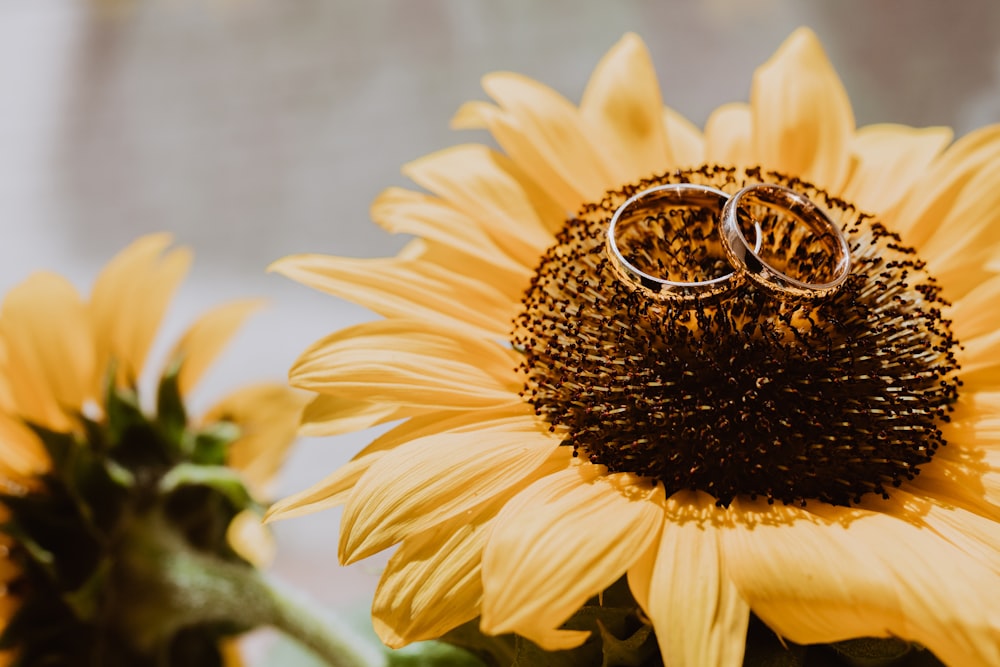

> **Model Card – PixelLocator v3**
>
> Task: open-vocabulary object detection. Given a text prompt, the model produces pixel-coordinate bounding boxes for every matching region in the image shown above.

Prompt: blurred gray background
[2,0,999,657]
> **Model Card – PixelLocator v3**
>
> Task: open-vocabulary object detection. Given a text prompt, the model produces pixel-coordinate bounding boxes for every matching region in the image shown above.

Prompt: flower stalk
[117,510,384,667]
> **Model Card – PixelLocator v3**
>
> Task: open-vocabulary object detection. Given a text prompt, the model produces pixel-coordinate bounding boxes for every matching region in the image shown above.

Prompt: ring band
[720,183,851,299]
[606,184,761,302]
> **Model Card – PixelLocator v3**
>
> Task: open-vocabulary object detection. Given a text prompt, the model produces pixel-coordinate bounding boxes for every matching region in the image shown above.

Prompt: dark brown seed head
[513,166,960,507]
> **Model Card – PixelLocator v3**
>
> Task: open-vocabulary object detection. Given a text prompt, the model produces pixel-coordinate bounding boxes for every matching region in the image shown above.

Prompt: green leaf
[157,360,189,449]
[388,641,488,667]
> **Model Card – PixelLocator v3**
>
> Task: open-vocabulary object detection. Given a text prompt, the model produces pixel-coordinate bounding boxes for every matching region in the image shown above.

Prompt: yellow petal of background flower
[628,491,750,667]
[0,273,96,431]
[403,144,561,261]
[166,299,263,397]
[480,466,663,648]
[663,106,705,168]
[722,499,1000,667]
[271,248,518,338]
[290,320,522,410]
[226,509,276,568]
[841,124,953,214]
[704,102,753,167]
[750,28,854,191]
[0,413,49,487]
[339,416,559,563]
[90,234,192,386]
[372,447,574,648]
[579,33,671,185]
[205,383,308,497]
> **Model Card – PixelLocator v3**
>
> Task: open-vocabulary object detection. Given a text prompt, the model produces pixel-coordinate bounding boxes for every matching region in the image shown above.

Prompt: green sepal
[596,620,655,667]
[156,360,189,451]
[23,421,77,472]
[159,463,255,512]
[439,578,657,667]
[104,381,146,446]
[437,620,517,667]
[187,421,241,467]
[64,440,130,536]
[159,465,254,558]
[106,385,176,471]
[62,557,111,621]
[0,484,102,591]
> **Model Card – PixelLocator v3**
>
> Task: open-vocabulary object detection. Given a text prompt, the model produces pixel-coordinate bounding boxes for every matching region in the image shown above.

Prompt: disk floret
[513,167,961,506]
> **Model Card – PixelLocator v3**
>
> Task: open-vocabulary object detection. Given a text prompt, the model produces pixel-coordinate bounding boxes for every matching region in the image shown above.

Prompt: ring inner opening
[732,200,845,285]
[616,202,732,284]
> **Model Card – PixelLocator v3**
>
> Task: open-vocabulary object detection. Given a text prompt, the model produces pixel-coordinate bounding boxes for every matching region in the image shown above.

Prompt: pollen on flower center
[513,166,961,507]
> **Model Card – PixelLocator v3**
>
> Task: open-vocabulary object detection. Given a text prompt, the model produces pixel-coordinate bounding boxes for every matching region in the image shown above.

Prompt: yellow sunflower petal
[371,187,532,277]
[628,491,750,667]
[704,102,753,167]
[722,498,1000,667]
[165,299,262,397]
[914,153,1000,295]
[949,274,1000,342]
[268,408,523,521]
[841,124,953,214]
[889,125,1000,251]
[0,273,96,431]
[663,105,705,168]
[471,75,612,211]
[959,328,1000,391]
[373,447,574,648]
[480,466,663,647]
[403,144,560,262]
[205,383,307,497]
[894,491,1000,572]
[373,503,488,648]
[271,248,517,338]
[340,416,559,563]
[750,27,854,190]
[218,638,245,667]
[298,394,415,437]
[911,440,1000,523]
[290,320,521,410]
[90,234,192,385]
[579,33,670,185]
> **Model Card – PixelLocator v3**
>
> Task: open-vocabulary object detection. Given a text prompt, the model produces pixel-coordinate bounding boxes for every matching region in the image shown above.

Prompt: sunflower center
[513,166,961,506]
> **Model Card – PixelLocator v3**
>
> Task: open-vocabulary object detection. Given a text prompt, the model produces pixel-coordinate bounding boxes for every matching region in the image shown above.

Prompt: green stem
[118,513,384,667]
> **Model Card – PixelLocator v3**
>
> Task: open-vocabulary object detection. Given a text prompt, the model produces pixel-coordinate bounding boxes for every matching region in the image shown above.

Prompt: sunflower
[270,29,1000,667]
[0,234,306,665]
